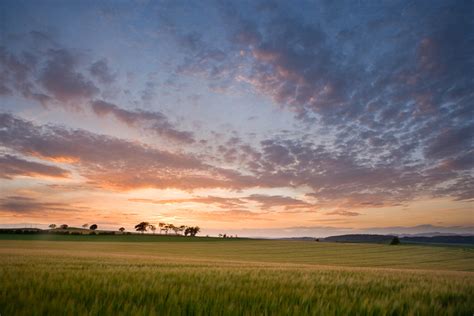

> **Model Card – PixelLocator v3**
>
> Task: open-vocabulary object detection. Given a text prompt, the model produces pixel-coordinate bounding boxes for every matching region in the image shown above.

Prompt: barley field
[0,237,473,315]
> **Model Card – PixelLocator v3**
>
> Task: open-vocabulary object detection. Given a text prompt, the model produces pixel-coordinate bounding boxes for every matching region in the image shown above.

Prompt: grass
[1,236,473,315]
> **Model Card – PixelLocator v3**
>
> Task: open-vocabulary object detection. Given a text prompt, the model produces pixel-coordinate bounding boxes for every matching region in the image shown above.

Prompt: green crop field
[1,236,473,315]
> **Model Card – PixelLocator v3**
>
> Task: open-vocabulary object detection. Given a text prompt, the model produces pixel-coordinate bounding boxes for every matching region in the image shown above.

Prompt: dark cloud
[91,100,194,143]
[1,39,193,144]
[424,125,474,160]
[0,45,41,102]
[169,1,473,206]
[0,154,70,179]
[0,196,83,215]
[39,49,99,102]
[245,135,472,205]
[89,58,116,84]
[326,210,361,217]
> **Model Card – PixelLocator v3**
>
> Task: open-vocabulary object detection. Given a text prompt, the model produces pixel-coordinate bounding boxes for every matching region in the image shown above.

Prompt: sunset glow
[1,0,472,237]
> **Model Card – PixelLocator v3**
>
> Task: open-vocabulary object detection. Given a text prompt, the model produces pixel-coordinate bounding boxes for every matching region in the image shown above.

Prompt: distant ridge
[324,234,394,243]
[323,234,474,245]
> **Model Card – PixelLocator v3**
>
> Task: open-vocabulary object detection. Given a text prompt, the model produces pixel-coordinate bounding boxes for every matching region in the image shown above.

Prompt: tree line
[134,222,200,236]
[49,224,98,230]
[47,222,200,237]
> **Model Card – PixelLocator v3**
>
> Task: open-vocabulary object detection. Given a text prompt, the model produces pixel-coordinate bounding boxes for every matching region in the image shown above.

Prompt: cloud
[129,194,316,211]
[0,45,41,102]
[249,135,472,205]
[39,49,99,102]
[0,154,70,179]
[195,209,272,222]
[4,111,467,207]
[129,196,244,208]
[0,196,82,215]
[1,2,472,211]
[89,58,116,84]
[1,40,194,144]
[168,1,473,206]
[244,194,312,210]
[326,210,361,217]
[90,100,194,143]
[424,126,474,160]
[0,113,254,191]
[127,191,324,215]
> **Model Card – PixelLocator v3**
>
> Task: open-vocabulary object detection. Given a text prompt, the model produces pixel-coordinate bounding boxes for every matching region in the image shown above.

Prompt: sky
[0,0,473,237]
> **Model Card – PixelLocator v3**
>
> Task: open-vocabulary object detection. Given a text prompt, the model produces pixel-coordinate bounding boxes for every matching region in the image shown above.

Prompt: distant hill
[277,237,318,241]
[324,234,395,243]
[323,234,474,245]
[401,235,474,245]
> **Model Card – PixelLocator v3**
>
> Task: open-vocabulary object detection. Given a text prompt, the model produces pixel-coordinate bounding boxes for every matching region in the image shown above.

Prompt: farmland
[1,236,473,315]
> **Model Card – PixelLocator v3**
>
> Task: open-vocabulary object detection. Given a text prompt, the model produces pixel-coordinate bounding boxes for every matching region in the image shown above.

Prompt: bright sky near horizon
[0,0,472,237]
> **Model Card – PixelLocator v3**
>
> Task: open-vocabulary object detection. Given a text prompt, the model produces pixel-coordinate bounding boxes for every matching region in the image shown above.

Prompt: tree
[150,225,157,234]
[159,222,166,234]
[49,224,56,229]
[170,224,180,235]
[390,236,400,245]
[135,222,150,234]
[192,226,200,237]
[119,227,125,233]
[185,226,200,237]
[82,223,88,229]
[184,227,191,236]
[162,224,170,235]
[89,224,98,230]
[60,224,68,229]
[179,225,186,235]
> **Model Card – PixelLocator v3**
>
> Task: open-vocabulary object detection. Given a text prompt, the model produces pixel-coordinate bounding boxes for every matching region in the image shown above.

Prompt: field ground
[1,235,473,315]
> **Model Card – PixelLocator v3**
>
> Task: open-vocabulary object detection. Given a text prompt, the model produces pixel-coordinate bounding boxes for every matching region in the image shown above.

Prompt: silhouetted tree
[119,227,125,233]
[60,224,68,229]
[135,222,150,234]
[390,236,400,245]
[170,224,180,235]
[150,225,157,234]
[179,225,186,235]
[184,226,201,237]
[49,224,56,229]
[82,223,89,228]
[89,224,98,230]
[159,222,166,234]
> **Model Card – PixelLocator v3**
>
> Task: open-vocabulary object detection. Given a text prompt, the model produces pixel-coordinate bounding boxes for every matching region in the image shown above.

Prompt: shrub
[390,236,400,245]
